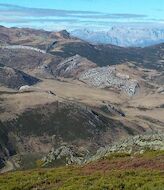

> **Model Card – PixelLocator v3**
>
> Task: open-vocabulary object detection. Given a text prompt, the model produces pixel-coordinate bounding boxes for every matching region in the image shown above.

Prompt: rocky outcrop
[42,132,164,166]
[36,64,55,79]
[55,54,96,78]
[100,104,125,117]
[88,133,164,162]
[0,45,46,54]
[79,66,139,96]
[42,144,86,166]
[157,87,164,94]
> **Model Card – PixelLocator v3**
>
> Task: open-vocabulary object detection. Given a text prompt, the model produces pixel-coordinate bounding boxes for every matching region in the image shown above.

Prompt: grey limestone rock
[79,66,139,96]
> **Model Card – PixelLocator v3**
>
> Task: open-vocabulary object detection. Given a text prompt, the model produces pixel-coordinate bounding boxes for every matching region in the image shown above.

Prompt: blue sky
[0,0,164,31]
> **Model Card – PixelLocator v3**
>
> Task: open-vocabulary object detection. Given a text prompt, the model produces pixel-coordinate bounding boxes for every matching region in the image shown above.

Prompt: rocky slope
[42,132,164,167]
[54,54,96,78]
[0,101,145,171]
[50,38,164,71]
[0,47,60,71]
[0,64,40,89]
[79,66,139,96]
[0,149,163,190]
[88,133,164,163]
[71,27,164,47]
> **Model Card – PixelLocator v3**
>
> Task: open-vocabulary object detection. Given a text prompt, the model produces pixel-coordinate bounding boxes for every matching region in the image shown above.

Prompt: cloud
[0,3,147,19]
[0,3,101,17]
[155,9,164,12]
[0,3,159,31]
[74,13,147,19]
[0,16,79,24]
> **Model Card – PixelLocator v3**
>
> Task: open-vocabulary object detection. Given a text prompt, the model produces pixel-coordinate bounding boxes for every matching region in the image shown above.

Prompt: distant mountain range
[71,27,164,47]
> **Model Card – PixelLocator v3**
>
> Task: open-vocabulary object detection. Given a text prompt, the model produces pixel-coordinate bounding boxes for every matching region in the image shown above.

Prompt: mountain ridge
[71,27,164,47]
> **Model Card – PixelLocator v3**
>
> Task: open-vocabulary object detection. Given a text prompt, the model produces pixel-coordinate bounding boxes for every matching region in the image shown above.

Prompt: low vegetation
[0,150,163,190]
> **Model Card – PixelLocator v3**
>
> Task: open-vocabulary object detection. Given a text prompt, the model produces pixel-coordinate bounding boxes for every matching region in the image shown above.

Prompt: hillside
[50,40,164,71]
[0,26,163,174]
[0,142,163,190]
[0,0,164,187]
[0,64,40,89]
[0,26,163,72]
[0,74,163,171]
[0,99,147,171]
[0,26,75,50]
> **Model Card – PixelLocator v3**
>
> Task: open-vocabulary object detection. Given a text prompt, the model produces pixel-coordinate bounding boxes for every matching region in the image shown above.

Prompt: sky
[0,0,164,31]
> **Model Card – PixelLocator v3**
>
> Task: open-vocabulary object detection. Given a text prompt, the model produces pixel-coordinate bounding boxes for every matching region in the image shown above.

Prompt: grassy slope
[51,41,164,71]
[0,151,163,190]
[0,101,140,156]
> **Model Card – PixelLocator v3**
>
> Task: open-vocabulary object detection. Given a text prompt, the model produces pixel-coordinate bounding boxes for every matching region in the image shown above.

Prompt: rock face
[0,65,40,89]
[55,54,96,78]
[79,66,139,96]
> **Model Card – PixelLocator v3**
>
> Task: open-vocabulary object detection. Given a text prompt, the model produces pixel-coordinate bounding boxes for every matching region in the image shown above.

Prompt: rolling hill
[0,26,163,175]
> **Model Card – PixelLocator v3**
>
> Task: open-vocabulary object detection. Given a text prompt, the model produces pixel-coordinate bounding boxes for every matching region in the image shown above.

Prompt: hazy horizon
[0,0,164,31]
